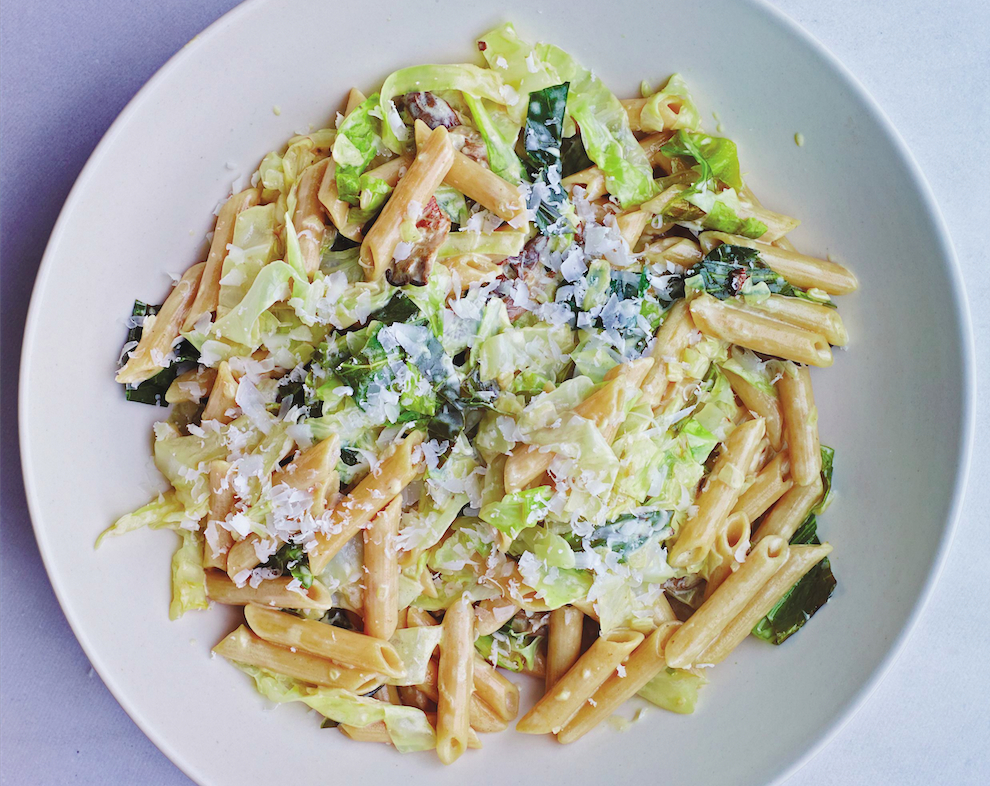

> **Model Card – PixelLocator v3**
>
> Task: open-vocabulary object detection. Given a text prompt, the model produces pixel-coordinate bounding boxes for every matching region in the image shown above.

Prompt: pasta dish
[103,23,855,762]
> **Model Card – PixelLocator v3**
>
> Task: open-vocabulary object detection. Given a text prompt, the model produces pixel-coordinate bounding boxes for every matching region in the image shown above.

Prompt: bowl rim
[18,0,976,784]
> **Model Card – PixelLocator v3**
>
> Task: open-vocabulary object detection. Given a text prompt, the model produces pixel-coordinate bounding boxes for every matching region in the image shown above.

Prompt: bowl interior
[20,1,970,784]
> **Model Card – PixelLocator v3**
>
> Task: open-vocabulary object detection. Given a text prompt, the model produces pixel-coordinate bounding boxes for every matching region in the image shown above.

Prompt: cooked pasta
[104,22,848,760]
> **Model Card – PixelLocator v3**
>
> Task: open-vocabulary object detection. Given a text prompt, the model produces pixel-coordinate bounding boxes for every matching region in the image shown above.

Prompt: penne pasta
[472,655,520,722]
[722,367,785,451]
[201,360,238,424]
[699,231,859,295]
[641,300,696,409]
[776,363,822,486]
[292,159,330,276]
[556,622,680,744]
[338,712,482,749]
[517,630,643,735]
[561,166,606,201]
[183,188,261,332]
[437,595,474,764]
[546,606,585,690]
[309,431,425,575]
[225,533,265,579]
[704,511,751,600]
[273,435,341,516]
[214,625,382,692]
[245,604,404,677]
[732,451,792,523]
[638,131,675,172]
[474,596,519,637]
[668,418,766,569]
[689,293,833,368]
[616,210,650,250]
[318,159,365,241]
[754,476,824,543]
[665,536,789,668]
[117,262,205,384]
[363,498,401,641]
[700,543,833,664]
[414,122,524,222]
[205,570,333,610]
[361,121,454,282]
[443,254,502,291]
[754,294,848,346]
[203,460,234,570]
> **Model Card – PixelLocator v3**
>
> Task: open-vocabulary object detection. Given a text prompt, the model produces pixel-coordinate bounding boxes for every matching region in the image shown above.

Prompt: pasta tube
[732,451,792,523]
[665,536,789,668]
[214,625,381,693]
[205,570,333,610]
[309,431,425,575]
[776,363,822,485]
[517,630,643,735]
[556,622,679,744]
[546,606,584,690]
[363,498,401,641]
[116,262,205,384]
[700,543,833,664]
[244,604,404,677]
[722,367,784,451]
[754,476,824,543]
[668,418,766,569]
[182,188,261,331]
[689,293,833,368]
[361,122,454,281]
[437,595,474,764]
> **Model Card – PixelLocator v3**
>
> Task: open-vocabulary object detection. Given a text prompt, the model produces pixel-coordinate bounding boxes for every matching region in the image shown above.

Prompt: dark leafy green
[368,291,421,325]
[119,300,200,406]
[814,445,835,514]
[523,83,572,235]
[589,509,673,557]
[752,502,836,644]
[265,542,315,589]
[560,133,593,178]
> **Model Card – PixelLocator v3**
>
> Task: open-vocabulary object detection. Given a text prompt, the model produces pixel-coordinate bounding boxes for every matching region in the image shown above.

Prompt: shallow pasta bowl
[19,0,973,784]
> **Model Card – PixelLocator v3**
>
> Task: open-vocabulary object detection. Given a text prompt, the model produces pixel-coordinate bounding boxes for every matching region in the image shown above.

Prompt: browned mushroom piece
[449,125,490,167]
[400,91,460,130]
[386,197,451,287]
[501,235,550,320]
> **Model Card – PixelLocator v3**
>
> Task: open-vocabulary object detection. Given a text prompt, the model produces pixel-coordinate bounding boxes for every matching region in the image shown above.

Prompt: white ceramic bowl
[20,1,974,784]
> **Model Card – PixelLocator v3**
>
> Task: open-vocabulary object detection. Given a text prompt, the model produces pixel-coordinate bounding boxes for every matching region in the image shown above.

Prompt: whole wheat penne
[343,87,366,116]
[274,435,341,516]
[754,476,824,543]
[562,166,606,201]
[309,431,425,575]
[722,367,784,451]
[361,122,454,281]
[616,210,650,250]
[704,512,751,600]
[516,630,643,735]
[776,363,822,485]
[414,122,524,222]
[201,360,238,424]
[225,533,266,578]
[117,262,205,384]
[474,596,519,637]
[293,159,330,276]
[182,188,261,331]
[754,295,848,346]
[732,451,792,522]
[638,131,675,171]
[437,595,474,764]
[165,367,216,404]
[245,604,404,677]
[641,300,696,408]
[214,625,381,692]
[338,713,482,749]
[699,231,858,295]
[318,159,364,241]
[665,536,789,668]
[443,254,502,291]
[668,418,766,569]
[417,657,505,732]
[700,543,833,664]
[205,570,333,610]
[472,654,519,722]
[363,498,401,641]
[690,293,833,367]
[204,460,234,569]
[556,622,680,744]
[397,685,435,712]
[546,606,585,690]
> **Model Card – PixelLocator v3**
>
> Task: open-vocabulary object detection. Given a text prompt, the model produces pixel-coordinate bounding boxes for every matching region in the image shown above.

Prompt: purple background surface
[2,1,987,784]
